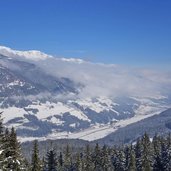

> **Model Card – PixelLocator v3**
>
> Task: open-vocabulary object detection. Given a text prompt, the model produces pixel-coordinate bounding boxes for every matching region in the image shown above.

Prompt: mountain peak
[0,45,52,61]
[0,45,86,64]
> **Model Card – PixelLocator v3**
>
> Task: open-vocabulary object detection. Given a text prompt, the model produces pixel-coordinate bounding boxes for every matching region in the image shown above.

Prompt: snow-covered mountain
[0,45,170,142]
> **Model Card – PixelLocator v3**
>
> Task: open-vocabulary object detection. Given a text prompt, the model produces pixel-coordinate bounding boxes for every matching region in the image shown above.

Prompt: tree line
[0,112,171,170]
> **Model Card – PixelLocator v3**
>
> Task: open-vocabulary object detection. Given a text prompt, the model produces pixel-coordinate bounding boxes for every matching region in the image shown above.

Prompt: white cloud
[1,45,170,100]
[34,57,171,99]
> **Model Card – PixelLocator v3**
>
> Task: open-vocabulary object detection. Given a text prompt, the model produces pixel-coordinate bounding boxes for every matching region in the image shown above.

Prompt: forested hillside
[1,112,171,170]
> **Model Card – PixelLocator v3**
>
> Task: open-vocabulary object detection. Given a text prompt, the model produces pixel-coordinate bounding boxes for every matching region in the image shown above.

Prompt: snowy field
[18,109,164,142]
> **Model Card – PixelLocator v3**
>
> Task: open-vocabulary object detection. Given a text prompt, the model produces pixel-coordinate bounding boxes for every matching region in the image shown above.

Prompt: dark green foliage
[31,140,41,171]
[1,127,26,170]
[75,152,83,171]
[111,148,125,171]
[124,145,129,170]
[0,114,27,170]
[135,138,143,171]
[0,112,4,169]
[58,151,64,169]
[165,134,171,170]
[45,149,57,171]
[1,128,11,170]
[83,144,93,171]
[116,149,126,171]
[63,144,72,170]
[92,143,102,171]
[128,147,136,171]
[141,133,152,171]
[2,110,171,171]
[0,112,3,135]
[101,145,111,171]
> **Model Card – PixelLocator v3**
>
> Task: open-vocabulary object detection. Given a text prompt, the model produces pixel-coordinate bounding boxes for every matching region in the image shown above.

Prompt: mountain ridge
[0,45,170,142]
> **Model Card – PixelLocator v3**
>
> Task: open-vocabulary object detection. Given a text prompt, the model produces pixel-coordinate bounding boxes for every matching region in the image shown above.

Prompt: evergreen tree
[116,149,126,171]
[166,134,171,170]
[141,133,152,171]
[111,147,118,170]
[23,158,30,171]
[58,151,64,170]
[112,148,125,171]
[45,149,57,171]
[2,127,26,170]
[153,134,161,155]
[64,144,72,171]
[160,140,170,171]
[101,145,111,171]
[0,112,3,138]
[124,145,130,170]
[31,140,41,171]
[128,147,136,171]
[42,156,47,171]
[75,153,82,171]
[1,128,10,170]
[83,144,93,171]
[92,143,102,171]
[153,134,163,171]
[135,138,143,171]
[0,112,4,169]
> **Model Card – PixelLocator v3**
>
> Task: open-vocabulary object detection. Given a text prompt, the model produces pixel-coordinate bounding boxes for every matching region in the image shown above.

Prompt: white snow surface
[1,97,121,125]
[26,101,90,121]
[1,95,170,143]
[74,98,116,113]
[0,46,52,61]
[2,107,26,123]
[0,45,86,63]
[18,108,166,143]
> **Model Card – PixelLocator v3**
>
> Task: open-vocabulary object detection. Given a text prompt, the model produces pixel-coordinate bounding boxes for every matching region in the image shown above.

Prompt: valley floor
[19,109,164,142]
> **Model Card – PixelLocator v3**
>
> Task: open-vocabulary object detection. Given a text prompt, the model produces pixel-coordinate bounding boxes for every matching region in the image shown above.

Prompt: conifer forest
[0,113,171,171]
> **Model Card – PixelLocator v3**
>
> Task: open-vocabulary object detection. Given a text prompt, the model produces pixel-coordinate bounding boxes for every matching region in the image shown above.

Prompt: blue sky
[0,0,171,67]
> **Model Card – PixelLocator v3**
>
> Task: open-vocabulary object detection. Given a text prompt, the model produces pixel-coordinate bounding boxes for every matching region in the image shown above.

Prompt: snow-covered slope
[0,46,51,61]
[0,45,171,142]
